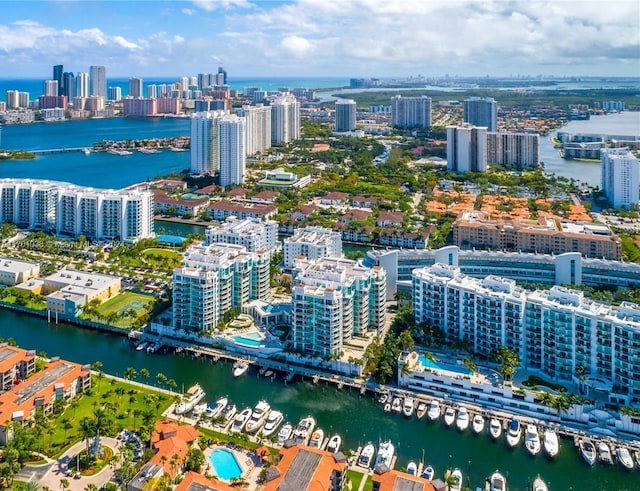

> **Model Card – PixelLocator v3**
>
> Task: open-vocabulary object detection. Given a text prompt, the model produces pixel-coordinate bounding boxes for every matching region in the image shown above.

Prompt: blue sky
[1,0,639,79]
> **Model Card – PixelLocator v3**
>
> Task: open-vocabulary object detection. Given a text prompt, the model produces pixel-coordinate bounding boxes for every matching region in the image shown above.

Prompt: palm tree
[124,367,137,381]
[79,417,95,455]
[59,478,70,491]
[61,418,73,441]
[139,368,150,380]
[156,372,167,387]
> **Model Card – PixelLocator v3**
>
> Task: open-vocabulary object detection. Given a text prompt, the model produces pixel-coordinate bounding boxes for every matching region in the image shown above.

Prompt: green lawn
[363,475,373,491]
[46,376,173,458]
[78,291,155,329]
[141,248,182,269]
[347,469,365,490]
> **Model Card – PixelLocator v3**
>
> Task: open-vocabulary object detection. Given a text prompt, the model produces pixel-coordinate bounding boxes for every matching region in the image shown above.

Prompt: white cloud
[192,0,253,12]
[279,35,313,58]
[181,8,195,16]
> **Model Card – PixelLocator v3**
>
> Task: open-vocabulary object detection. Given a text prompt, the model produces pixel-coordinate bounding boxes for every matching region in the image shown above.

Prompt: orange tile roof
[175,471,236,491]
[0,345,34,374]
[151,420,199,445]
[372,468,436,491]
[150,437,189,478]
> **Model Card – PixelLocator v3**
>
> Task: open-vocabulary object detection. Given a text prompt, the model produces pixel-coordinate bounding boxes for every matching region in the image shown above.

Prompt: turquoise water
[418,356,473,376]
[209,448,242,480]
[155,234,187,245]
[232,334,264,347]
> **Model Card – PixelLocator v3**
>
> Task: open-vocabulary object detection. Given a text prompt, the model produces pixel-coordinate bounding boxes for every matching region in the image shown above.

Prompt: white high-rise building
[464,97,497,132]
[283,226,342,269]
[236,104,272,155]
[108,87,122,102]
[391,95,432,129]
[190,110,225,175]
[6,90,19,109]
[18,92,29,108]
[205,217,278,253]
[601,148,640,209]
[447,124,487,173]
[292,257,387,357]
[486,131,539,169]
[75,72,89,98]
[43,80,58,97]
[218,114,246,187]
[271,94,300,145]
[89,66,106,98]
[334,99,357,132]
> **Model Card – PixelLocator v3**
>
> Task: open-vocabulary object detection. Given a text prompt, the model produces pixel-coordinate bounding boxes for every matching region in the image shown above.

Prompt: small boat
[391,397,402,414]
[245,400,270,433]
[221,403,236,422]
[139,147,160,154]
[403,397,415,417]
[175,384,206,415]
[443,407,456,427]
[378,392,389,404]
[416,401,427,419]
[578,439,597,466]
[456,407,469,431]
[233,360,249,377]
[489,418,502,440]
[525,424,541,456]
[277,423,293,443]
[326,434,342,453]
[383,403,391,413]
[427,400,441,421]
[506,418,522,448]
[293,416,315,445]
[616,446,635,471]
[262,410,284,437]
[421,464,435,480]
[207,397,228,419]
[83,148,91,155]
[445,468,462,491]
[407,461,417,475]
[489,470,507,491]
[542,429,559,459]
[358,443,375,469]
[308,428,324,449]
[374,440,394,469]
[532,476,548,491]
[597,441,613,465]
[135,342,147,351]
[192,402,207,416]
[472,414,485,434]
[230,407,252,433]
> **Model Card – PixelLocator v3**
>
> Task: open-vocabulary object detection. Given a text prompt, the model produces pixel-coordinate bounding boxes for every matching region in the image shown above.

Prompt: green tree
[493,345,520,381]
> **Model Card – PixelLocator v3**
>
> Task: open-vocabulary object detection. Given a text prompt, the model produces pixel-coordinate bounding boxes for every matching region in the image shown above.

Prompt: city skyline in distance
[1,0,638,79]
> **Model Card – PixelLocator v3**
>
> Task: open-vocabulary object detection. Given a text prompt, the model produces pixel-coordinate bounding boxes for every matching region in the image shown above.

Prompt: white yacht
[506,418,522,448]
[456,407,469,431]
[326,434,342,453]
[443,407,456,427]
[358,443,375,468]
[374,440,395,469]
[206,397,228,419]
[175,384,206,415]
[427,400,441,421]
[221,404,236,423]
[293,416,316,445]
[192,402,207,417]
[578,439,596,466]
[597,441,613,465]
[489,418,502,440]
[391,397,402,414]
[472,414,485,434]
[230,407,252,433]
[233,360,249,377]
[525,424,541,456]
[403,397,415,417]
[245,400,271,433]
[383,402,391,413]
[416,402,427,419]
[489,471,507,491]
[445,469,462,491]
[277,423,293,443]
[542,428,559,459]
[616,446,634,471]
[135,342,147,351]
[532,476,548,491]
[407,461,417,475]
[421,464,435,480]
[262,410,284,437]
[308,428,324,449]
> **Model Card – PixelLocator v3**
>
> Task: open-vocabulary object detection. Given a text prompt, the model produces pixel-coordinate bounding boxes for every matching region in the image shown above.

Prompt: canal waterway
[0,309,635,491]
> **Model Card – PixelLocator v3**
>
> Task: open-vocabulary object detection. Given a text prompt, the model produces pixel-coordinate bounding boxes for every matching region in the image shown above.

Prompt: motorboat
[421,464,435,480]
[416,402,427,419]
[358,443,375,468]
[616,446,635,471]
[443,407,456,427]
[192,402,207,417]
[403,397,415,417]
[635,449,640,467]
[489,418,502,440]
[326,434,342,453]
[525,424,541,456]
[597,441,613,465]
[245,400,271,433]
[383,402,391,412]
[445,468,462,491]
[542,429,559,459]
[277,423,293,443]
[391,397,402,414]
[427,400,441,421]
[407,461,417,475]
[308,428,324,449]
[262,410,284,437]
[532,476,548,491]
[578,439,597,466]
[506,418,522,448]
[135,342,147,351]
[378,392,389,404]
[175,384,206,415]
[233,360,249,377]
[456,407,469,431]
[221,404,236,423]
[230,407,252,433]
[206,397,228,419]
[472,414,485,434]
[489,471,507,491]
[374,440,395,469]
[293,416,316,445]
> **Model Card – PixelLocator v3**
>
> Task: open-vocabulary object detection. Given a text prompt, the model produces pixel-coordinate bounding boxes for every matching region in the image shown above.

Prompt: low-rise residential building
[0,345,36,392]
[284,226,342,269]
[208,200,277,221]
[250,190,279,204]
[258,167,311,189]
[377,211,404,227]
[205,217,278,253]
[320,192,349,206]
[351,196,379,208]
[0,258,40,286]
[153,190,209,217]
[175,472,236,491]
[378,229,429,249]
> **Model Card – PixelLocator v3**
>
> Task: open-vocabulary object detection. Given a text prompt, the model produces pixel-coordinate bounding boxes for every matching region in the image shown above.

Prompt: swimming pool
[232,332,264,347]
[418,356,473,376]
[209,448,243,480]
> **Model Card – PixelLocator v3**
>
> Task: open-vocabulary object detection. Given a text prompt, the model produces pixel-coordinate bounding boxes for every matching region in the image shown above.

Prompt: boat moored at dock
[326,434,342,454]
[456,407,470,432]
[174,384,206,415]
[245,400,270,433]
[525,424,541,456]
[262,410,284,437]
[277,422,293,443]
[506,418,522,448]
[293,415,316,445]
[358,443,375,469]
[543,428,559,459]
[489,470,507,491]
[472,414,485,434]
[309,428,324,449]
[578,439,597,466]
[427,400,441,421]
[375,440,395,469]
[489,417,502,440]
[616,446,635,471]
